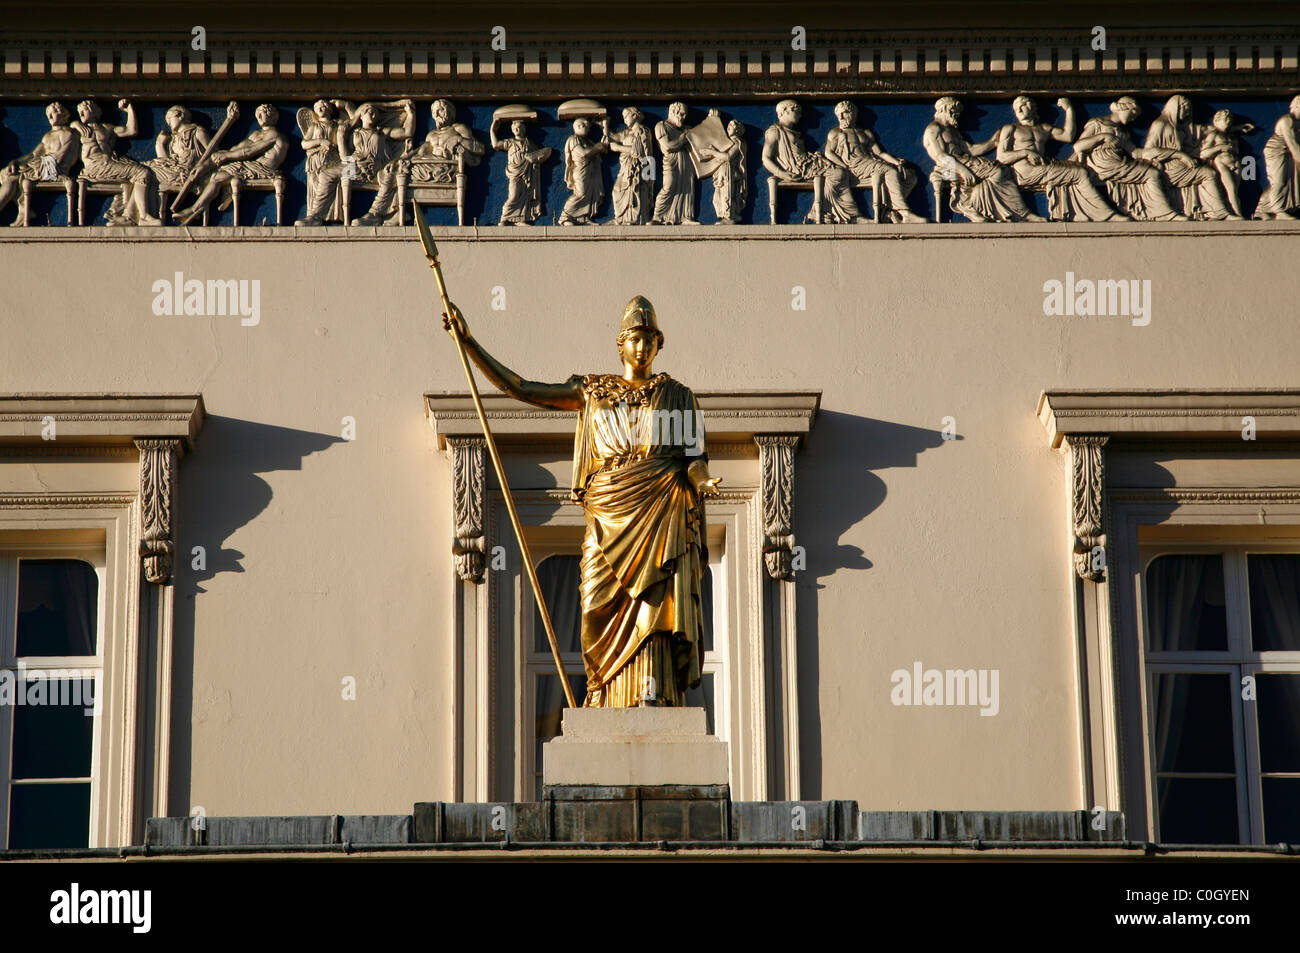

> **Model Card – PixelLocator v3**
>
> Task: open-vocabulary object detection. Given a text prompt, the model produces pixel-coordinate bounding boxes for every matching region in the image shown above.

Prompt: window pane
[1152,673,1235,773]
[1247,555,1300,651]
[536,673,587,742]
[7,783,91,849]
[684,672,716,734]
[11,679,94,779]
[700,566,714,654]
[535,672,588,800]
[1156,778,1240,844]
[1261,779,1300,845]
[16,559,98,657]
[1145,554,1227,652]
[533,556,582,655]
[1256,675,1300,774]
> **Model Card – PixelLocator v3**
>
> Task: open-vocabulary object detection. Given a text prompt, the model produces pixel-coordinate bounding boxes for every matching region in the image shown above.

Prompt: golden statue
[441,295,721,707]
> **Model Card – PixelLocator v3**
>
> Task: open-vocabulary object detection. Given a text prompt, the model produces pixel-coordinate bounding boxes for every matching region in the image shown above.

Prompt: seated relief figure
[71,99,161,225]
[335,99,417,226]
[1255,96,1300,220]
[144,105,210,211]
[1072,97,1187,221]
[406,99,485,194]
[0,101,78,225]
[762,99,857,223]
[923,96,1043,222]
[823,100,927,223]
[173,104,290,225]
[1142,94,1237,220]
[1198,109,1257,218]
[995,96,1126,221]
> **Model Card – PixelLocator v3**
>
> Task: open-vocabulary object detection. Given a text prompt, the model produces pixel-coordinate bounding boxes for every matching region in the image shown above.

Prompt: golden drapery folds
[571,371,708,707]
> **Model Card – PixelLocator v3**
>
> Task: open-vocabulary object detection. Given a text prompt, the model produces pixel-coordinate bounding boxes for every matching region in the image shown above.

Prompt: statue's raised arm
[441,304,582,411]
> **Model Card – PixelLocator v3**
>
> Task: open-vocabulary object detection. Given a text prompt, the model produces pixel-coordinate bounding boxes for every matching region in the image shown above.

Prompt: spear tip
[412,199,438,260]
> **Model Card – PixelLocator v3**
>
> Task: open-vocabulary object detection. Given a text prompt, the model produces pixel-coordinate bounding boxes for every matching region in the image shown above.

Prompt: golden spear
[413,202,578,708]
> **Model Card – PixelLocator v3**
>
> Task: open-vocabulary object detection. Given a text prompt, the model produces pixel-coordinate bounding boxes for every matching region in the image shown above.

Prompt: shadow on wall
[793,410,957,799]
[168,415,343,816]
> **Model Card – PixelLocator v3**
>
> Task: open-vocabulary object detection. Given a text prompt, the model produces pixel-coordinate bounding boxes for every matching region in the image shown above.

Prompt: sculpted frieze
[1,93,1296,227]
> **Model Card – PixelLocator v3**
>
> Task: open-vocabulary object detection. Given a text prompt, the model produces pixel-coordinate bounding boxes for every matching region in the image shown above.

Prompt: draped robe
[568,372,708,707]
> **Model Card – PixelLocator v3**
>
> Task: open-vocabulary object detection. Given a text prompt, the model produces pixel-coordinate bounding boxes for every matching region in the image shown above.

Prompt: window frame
[1136,539,1300,844]
[0,511,134,850]
[519,534,731,800]
[0,543,107,849]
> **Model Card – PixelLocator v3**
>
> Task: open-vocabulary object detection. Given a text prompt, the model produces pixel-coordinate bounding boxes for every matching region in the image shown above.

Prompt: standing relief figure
[994,96,1126,221]
[696,113,747,224]
[490,107,551,225]
[1197,110,1257,218]
[71,99,161,225]
[1254,96,1300,220]
[558,114,610,225]
[607,106,655,225]
[922,97,1043,223]
[0,101,78,225]
[651,102,697,225]
[295,99,345,226]
[823,100,926,223]
[1072,97,1186,221]
[173,104,290,225]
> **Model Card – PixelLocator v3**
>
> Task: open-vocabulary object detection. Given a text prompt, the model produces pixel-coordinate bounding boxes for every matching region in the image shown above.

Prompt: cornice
[2,29,1297,97]
[0,395,206,450]
[1038,390,1300,448]
[425,390,820,448]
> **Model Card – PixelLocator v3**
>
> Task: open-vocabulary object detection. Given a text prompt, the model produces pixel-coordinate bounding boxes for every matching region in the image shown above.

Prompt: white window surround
[426,390,819,804]
[1039,389,1300,842]
[0,541,106,849]
[0,395,204,848]
[1135,540,1300,844]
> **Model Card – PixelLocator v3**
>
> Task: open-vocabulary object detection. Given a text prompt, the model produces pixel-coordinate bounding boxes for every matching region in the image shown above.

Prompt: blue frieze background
[0,97,1292,226]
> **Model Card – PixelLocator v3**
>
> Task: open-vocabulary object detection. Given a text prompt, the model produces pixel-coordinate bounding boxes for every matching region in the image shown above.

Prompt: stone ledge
[3,221,1300,243]
[148,806,1128,847]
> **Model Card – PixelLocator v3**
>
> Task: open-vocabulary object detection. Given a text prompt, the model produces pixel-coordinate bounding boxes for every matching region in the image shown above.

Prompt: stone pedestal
[542,707,729,787]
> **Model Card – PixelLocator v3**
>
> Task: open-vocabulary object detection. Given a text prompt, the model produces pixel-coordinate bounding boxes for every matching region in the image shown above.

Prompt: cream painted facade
[2,1,1299,855]
[3,222,1297,840]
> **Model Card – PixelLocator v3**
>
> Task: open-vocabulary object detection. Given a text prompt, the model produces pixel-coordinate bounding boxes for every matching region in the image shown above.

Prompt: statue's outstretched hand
[442,303,469,339]
[699,477,723,499]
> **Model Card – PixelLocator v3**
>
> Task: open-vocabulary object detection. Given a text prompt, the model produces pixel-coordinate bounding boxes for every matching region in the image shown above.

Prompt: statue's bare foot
[896,210,927,224]
[1024,213,1047,223]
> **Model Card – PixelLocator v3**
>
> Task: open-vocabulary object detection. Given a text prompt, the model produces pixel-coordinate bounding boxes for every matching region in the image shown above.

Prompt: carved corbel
[757,435,800,580]
[449,436,487,583]
[1067,435,1108,581]
[135,438,183,584]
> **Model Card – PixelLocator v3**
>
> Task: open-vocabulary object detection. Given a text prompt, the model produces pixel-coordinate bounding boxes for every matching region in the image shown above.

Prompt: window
[0,545,106,849]
[525,543,729,800]
[1140,545,1300,845]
